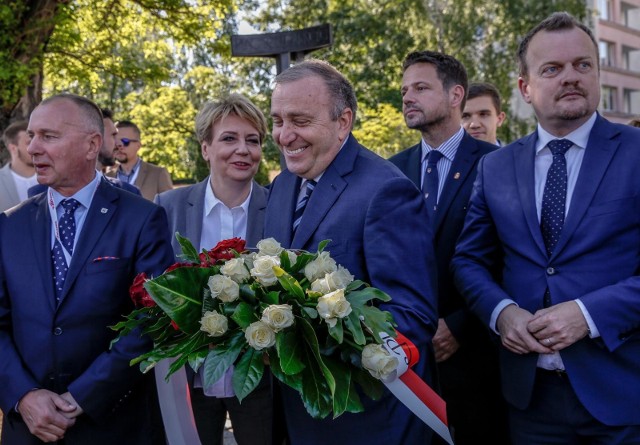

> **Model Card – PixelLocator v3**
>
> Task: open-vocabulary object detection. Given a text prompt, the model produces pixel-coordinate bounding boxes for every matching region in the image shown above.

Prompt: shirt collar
[420,126,465,163]
[204,176,253,215]
[119,158,141,175]
[535,112,597,154]
[49,171,100,210]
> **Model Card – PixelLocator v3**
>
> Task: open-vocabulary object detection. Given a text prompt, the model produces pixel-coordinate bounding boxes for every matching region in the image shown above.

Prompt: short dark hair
[2,120,28,148]
[101,108,114,120]
[40,93,104,137]
[518,11,598,78]
[467,82,502,113]
[402,50,469,110]
[115,120,141,138]
[274,59,358,127]
[628,117,640,128]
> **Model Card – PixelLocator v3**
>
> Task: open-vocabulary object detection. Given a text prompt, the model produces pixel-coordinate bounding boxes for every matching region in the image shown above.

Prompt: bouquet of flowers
[111,235,401,419]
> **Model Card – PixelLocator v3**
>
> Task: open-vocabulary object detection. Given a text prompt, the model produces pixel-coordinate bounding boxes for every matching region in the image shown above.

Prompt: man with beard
[0,121,38,212]
[452,12,640,443]
[389,51,508,445]
[107,120,172,200]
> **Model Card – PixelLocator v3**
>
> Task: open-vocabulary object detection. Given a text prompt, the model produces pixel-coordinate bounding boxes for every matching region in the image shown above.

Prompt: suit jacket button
[53,327,63,336]
[546,267,555,275]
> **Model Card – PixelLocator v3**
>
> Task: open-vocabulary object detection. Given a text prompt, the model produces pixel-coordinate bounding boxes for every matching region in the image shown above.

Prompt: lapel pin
[101,208,108,214]
[453,172,461,180]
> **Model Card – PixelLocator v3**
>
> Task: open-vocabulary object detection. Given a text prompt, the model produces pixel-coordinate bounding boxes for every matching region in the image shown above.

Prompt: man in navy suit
[265,59,439,445]
[389,51,508,445]
[0,93,174,444]
[452,12,640,443]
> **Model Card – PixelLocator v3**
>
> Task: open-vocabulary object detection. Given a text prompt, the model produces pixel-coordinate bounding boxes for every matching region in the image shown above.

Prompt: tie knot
[61,198,80,214]
[304,179,316,196]
[427,150,444,166]
[548,139,572,156]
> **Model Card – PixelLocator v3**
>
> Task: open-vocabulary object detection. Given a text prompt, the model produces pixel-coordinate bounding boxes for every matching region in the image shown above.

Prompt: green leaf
[176,232,200,263]
[263,290,280,305]
[187,348,209,373]
[347,287,392,306]
[344,310,366,345]
[324,357,364,418]
[232,301,258,329]
[145,266,213,334]
[298,349,333,419]
[299,318,335,396]
[352,368,385,402]
[317,239,331,253]
[301,306,318,319]
[275,330,306,375]
[232,348,265,402]
[273,266,305,301]
[202,330,246,388]
[269,352,303,392]
[328,318,344,344]
[358,305,396,343]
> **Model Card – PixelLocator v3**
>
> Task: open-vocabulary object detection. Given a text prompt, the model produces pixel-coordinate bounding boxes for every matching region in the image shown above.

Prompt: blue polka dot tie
[52,198,80,301]
[292,179,316,233]
[422,150,444,224]
[541,139,572,257]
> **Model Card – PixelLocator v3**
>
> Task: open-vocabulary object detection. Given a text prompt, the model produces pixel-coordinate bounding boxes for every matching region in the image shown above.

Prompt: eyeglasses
[118,138,139,147]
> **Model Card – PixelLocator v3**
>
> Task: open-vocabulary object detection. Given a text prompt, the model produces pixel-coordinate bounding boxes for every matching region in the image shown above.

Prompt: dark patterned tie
[52,198,80,301]
[540,139,572,256]
[292,180,316,233]
[422,150,444,224]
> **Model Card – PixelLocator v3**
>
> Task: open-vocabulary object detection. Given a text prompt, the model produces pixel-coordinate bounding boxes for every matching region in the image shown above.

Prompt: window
[598,0,612,20]
[622,2,640,31]
[622,45,640,72]
[599,40,615,67]
[623,89,640,114]
[600,86,617,111]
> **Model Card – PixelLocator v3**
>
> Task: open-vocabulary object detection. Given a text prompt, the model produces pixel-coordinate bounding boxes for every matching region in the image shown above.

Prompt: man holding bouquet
[265,59,439,444]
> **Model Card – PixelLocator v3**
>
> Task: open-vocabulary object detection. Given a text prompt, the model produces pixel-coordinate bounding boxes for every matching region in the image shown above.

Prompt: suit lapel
[292,137,356,249]
[31,195,57,311]
[59,180,117,305]
[434,134,478,231]
[268,172,300,248]
[514,133,547,257]
[403,143,423,188]
[246,181,267,247]
[184,180,206,249]
[552,117,620,258]
[134,160,149,191]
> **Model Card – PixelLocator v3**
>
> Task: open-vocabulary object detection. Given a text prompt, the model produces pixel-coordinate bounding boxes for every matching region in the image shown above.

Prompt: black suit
[389,132,509,444]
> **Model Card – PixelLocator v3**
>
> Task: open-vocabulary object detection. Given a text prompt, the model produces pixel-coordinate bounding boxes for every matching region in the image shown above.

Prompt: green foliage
[353,103,419,157]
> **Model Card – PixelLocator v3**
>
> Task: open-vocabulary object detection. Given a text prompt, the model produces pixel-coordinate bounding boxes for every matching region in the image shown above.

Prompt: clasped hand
[18,389,83,443]
[496,301,589,355]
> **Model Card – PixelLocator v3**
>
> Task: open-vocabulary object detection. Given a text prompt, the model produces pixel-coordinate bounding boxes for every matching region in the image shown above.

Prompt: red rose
[199,238,246,266]
[165,262,198,273]
[130,272,156,308]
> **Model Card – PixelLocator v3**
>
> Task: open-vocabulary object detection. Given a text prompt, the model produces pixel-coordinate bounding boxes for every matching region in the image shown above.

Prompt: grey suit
[154,177,272,445]
[0,165,20,213]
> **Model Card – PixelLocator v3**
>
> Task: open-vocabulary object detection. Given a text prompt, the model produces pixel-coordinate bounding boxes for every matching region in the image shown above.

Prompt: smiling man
[452,12,640,444]
[462,82,507,146]
[264,59,439,445]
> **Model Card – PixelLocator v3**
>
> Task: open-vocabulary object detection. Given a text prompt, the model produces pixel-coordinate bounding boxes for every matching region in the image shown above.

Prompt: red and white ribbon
[380,331,454,444]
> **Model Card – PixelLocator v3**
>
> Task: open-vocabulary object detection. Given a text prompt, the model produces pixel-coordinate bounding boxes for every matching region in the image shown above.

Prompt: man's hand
[432,318,460,362]
[60,392,84,419]
[528,301,590,351]
[17,389,76,443]
[497,304,553,355]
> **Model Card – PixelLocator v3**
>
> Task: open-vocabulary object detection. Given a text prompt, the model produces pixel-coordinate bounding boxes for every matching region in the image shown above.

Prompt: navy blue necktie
[292,180,316,233]
[52,199,80,301]
[422,150,444,224]
[540,139,572,257]
[541,139,571,307]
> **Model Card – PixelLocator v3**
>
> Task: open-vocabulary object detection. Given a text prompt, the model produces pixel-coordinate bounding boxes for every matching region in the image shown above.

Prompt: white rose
[327,266,354,289]
[286,250,298,267]
[310,276,332,294]
[304,251,337,282]
[199,310,228,337]
[245,321,276,350]
[241,252,257,270]
[220,257,250,283]
[261,304,295,332]
[316,288,352,327]
[208,274,240,302]
[257,238,284,257]
[361,343,399,380]
[250,255,281,286]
